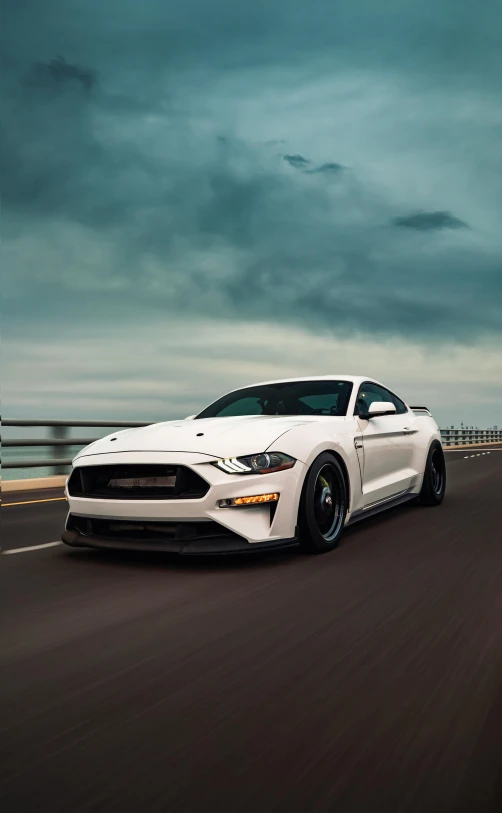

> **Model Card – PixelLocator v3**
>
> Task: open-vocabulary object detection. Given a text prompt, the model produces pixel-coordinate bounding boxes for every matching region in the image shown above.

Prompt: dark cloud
[28,56,96,93]
[286,159,345,175]
[306,162,345,175]
[2,0,501,360]
[283,154,311,168]
[393,211,469,231]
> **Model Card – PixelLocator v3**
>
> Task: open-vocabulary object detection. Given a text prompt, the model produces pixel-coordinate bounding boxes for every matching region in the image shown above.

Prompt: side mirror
[366,401,397,418]
[184,414,196,421]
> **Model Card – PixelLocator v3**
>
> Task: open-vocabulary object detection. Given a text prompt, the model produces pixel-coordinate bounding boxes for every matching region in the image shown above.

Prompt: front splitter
[61,528,298,555]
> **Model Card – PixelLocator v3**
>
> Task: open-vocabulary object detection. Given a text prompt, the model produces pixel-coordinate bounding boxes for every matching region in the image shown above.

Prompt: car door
[355,382,416,507]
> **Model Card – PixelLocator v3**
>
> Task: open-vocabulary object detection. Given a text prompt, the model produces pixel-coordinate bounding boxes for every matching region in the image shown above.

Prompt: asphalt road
[2,447,502,813]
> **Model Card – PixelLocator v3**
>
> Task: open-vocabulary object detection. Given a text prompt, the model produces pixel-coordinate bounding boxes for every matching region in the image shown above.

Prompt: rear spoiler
[410,405,431,415]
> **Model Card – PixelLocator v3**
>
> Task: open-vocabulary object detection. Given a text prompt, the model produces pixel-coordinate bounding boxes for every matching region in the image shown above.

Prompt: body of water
[2,446,82,480]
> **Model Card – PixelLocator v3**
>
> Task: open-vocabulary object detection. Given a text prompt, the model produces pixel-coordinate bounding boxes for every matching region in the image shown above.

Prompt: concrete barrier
[442,441,501,450]
[2,475,67,493]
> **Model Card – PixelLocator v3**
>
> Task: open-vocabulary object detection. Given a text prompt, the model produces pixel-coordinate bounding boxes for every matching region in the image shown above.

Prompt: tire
[299,453,348,553]
[417,441,446,506]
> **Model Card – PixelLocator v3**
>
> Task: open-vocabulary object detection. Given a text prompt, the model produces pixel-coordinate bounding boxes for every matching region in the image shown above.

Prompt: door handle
[354,438,363,449]
[403,427,413,434]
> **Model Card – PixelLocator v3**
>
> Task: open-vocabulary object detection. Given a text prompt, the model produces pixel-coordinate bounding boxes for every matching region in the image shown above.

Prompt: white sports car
[62,376,446,555]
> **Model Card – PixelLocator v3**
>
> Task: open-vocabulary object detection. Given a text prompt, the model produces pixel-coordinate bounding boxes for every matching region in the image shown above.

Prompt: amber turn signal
[219,493,279,508]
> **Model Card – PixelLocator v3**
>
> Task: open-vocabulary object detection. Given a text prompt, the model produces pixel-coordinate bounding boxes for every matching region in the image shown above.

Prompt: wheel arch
[424,436,444,466]
[273,426,359,515]
[329,449,351,511]
[297,447,352,519]
[414,436,444,492]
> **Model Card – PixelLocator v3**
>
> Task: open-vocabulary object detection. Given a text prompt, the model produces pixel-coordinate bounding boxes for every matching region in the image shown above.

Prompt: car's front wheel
[299,453,348,553]
[417,441,446,505]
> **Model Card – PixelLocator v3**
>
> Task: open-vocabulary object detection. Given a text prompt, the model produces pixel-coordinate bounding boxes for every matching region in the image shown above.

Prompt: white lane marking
[445,449,498,454]
[2,541,62,556]
[458,449,494,460]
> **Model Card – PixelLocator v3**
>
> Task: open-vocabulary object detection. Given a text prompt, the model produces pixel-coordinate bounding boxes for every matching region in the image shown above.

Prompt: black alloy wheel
[299,453,347,553]
[417,441,446,506]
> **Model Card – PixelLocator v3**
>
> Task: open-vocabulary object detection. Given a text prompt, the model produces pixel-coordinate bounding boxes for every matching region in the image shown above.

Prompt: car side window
[355,383,408,416]
[384,389,408,415]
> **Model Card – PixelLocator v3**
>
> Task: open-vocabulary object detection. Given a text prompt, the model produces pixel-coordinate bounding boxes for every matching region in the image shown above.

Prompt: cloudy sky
[3,0,502,427]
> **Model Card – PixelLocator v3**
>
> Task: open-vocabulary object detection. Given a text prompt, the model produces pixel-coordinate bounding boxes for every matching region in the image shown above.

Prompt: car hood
[75,415,321,461]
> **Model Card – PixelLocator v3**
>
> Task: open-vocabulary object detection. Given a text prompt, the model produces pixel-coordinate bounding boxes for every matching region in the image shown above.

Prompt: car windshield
[195,380,353,418]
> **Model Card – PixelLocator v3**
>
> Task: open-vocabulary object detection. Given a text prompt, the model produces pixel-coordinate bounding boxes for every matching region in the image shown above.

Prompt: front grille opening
[68,464,209,500]
[67,515,240,543]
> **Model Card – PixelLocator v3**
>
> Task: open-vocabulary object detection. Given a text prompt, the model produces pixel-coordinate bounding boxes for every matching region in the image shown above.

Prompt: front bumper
[64,451,306,552]
[61,518,298,555]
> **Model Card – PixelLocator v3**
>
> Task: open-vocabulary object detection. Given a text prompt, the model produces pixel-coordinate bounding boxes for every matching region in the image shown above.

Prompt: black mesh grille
[68,464,209,500]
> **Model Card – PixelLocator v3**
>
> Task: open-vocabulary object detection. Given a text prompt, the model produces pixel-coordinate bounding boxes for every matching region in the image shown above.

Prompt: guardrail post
[52,425,69,475]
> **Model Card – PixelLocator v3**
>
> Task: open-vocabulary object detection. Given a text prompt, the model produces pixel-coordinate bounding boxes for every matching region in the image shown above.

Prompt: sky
[2,0,502,427]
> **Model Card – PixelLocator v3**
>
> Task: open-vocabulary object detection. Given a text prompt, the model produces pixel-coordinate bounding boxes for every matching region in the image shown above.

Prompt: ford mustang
[62,376,446,555]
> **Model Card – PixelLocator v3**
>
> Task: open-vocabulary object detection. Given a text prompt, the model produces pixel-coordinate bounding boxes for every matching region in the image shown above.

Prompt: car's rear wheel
[417,441,446,505]
[299,453,347,553]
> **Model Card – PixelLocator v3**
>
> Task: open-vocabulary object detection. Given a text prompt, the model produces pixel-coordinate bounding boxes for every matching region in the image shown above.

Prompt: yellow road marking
[2,497,67,507]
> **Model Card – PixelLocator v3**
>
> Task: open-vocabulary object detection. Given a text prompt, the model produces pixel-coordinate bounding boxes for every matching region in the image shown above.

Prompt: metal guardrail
[1,419,152,474]
[440,428,502,446]
[1,419,500,476]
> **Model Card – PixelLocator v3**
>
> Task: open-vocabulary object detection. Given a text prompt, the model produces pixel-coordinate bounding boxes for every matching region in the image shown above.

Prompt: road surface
[2,447,502,812]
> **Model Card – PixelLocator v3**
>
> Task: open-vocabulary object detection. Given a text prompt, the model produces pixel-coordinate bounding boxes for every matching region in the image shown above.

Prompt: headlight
[213,452,296,475]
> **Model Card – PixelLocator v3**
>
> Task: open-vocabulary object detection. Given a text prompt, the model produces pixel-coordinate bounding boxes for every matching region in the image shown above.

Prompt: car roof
[240,375,378,388]
[198,375,393,415]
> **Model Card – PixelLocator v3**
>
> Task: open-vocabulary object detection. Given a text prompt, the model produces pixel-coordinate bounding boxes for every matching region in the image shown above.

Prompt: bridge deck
[2,447,502,812]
